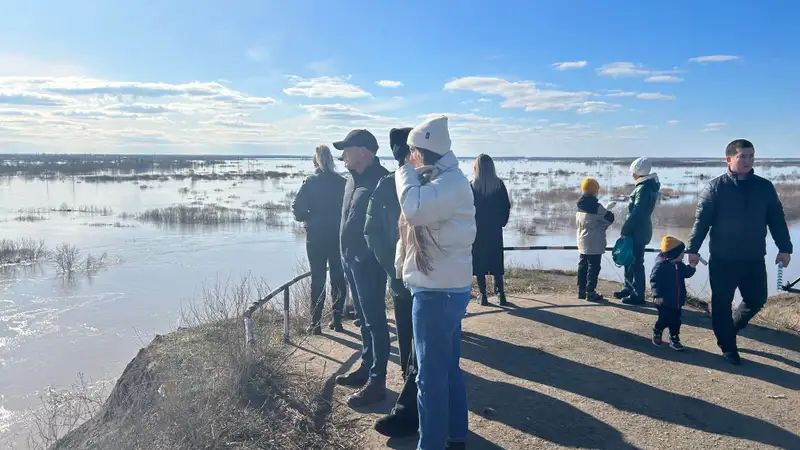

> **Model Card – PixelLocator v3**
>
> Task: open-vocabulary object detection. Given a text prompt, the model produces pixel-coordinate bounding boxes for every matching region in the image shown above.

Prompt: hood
[434,151,459,172]
[635,173,661,191]
[576,194,600,214]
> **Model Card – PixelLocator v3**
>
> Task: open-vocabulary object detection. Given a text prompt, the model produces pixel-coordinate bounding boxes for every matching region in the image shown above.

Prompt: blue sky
[1,0,798,157]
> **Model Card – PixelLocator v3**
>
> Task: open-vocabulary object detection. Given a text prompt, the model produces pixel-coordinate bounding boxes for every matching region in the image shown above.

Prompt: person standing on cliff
[291,144,347,334]
[686,139,793,365]
[615,157,661,305]
[332,129,391,408]
[365,127,420,438]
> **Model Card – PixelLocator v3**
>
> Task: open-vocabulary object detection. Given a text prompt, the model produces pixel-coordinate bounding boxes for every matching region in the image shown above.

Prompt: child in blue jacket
[649,236,697,351]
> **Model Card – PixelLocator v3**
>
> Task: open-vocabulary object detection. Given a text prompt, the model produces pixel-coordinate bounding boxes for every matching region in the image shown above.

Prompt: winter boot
[347,378,387,408]
[495,275,508,306]
[577,288,587,300]
[621,295,646,306]
[306,325,322,336]
[723,351,742,366]
[613,289,630,300]
[445,442,466,450]
[374,405,419,437]
[328,314,344,332]
[335,364,369,388]
[586,292,605,303]
[477,276,489,306]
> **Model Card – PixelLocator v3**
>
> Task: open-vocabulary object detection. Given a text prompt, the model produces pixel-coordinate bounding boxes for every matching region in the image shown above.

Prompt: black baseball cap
[333,129,379,153]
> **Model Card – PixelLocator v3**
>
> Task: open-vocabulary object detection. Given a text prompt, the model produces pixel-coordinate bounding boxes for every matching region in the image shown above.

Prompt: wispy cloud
[636,92,676,100]
[617,124,655,131]
[597,62,682,79]
[552,61,588,71]
[667,120,679,125]
[302,103,381,121]
[444,76,608,114]
[283,76,370,98]
[702,122,727,132]
[375,80,403,88]
[689,55,740,63]
[645,75,684,83]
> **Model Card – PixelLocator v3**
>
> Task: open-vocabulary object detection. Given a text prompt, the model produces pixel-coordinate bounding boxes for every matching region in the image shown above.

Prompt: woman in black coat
[471,154,511,306]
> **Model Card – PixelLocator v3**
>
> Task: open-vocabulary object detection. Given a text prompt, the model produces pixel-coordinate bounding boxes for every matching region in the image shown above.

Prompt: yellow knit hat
[581,177,600,195]
[661,236,685,255]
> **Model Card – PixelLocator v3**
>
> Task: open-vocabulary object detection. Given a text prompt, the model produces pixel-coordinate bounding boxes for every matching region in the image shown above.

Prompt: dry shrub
[0,238,48,264]
[45,273,355,450]
[53,244,79,274]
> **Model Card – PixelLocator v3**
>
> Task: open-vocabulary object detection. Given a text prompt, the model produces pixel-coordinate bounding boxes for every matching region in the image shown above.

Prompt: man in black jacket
[365,127,419,437]
[332,129,391,407]
[292,145,347,334]
[687,139,793,365]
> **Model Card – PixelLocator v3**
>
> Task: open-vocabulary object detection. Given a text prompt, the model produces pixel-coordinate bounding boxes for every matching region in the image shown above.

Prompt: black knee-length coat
[471,182,511,276]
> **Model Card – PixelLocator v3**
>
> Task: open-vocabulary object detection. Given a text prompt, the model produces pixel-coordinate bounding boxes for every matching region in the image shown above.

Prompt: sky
[1,0,799,157]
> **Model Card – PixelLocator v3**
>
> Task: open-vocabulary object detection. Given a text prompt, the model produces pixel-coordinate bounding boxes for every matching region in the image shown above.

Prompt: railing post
[283,288,290,344]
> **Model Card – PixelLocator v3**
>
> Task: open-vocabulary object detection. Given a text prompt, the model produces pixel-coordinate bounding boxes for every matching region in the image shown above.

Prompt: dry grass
[14,214,48,222]
[82,170,297,183]
[37,273,357,450]
[121,204,284,227]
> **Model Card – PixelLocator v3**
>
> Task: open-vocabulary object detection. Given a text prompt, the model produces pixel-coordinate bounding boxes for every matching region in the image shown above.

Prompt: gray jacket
[576,194,615,255]
[687,169,793,260]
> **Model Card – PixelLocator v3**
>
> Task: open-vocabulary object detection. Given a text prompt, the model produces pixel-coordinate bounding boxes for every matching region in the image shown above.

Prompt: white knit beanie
[407,115,451,156]
[630,157,652,176]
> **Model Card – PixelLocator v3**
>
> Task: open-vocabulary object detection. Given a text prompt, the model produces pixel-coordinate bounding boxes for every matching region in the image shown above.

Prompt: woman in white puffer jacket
[395,115,476,450]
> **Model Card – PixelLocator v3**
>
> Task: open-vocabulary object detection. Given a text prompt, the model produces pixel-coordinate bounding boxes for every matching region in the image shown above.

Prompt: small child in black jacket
[649,236,697,351]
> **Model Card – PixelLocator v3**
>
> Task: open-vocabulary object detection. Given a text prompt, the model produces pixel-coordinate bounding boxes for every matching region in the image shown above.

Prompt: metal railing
[243,245,716,348]
[244,270,312,346]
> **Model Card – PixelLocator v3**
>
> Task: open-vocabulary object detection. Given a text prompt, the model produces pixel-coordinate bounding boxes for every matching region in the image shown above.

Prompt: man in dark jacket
[687,139,793,365]
[292,145,347,333]
[332,129,391,407]
[365,127,419,437]
[615,157,661,305]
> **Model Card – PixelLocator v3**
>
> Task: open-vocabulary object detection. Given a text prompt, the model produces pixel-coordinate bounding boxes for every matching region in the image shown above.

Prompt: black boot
[586,292,605,303]
[347,378,387,408]
[577,288,587,300]
[621,295,645,305]
[723,350,742,365]
[335,364,369,388]
[306,325,322,335]
[445,442,466,450]
[613,289,630,299]
[374,404,419,437]
[328,313,344,332]
[495,275,508,306]
[476,275,489,306]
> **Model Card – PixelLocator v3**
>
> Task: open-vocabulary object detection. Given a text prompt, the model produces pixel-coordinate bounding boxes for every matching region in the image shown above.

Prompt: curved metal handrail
[244,270,311,346]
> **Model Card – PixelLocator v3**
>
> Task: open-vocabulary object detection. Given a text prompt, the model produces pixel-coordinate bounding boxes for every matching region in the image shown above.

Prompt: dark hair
[416,148,442,166]
[726,139,755,157]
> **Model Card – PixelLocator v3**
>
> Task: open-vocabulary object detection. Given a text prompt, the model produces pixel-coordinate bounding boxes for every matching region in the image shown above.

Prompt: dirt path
[291,288,800,449]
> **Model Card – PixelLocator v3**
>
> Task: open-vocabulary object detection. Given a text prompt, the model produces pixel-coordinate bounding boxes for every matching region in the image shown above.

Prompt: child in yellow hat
[576,177,615,302]
[649,236,698,350]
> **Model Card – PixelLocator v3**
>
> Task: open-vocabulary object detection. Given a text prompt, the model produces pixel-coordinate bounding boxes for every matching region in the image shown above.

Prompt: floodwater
[1,157,798,446]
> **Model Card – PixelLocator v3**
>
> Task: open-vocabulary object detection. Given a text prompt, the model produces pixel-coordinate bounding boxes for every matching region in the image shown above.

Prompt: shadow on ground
[461,330,800,449]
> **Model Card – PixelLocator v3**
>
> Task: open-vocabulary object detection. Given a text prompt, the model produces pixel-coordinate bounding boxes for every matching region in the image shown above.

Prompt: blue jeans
[343,256,389,381]
[413,290,470,450]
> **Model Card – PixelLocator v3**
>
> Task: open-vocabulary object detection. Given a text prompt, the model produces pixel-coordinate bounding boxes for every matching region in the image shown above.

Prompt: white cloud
[444,76,606,114]
[283,75,370,98]
[375,80,403,88]
[645,75,684,83]
[245,47,268,63]
[0,108,42,117]
[302,103,381,121]
[702,122,727,132]
[689,55,740,63]
[0,91,72,106]
[53,109,139,120]
[477,98,492,103]
[667,120,679,125]
[636,92,675,100]
[602,90,638,97]
[552,61,588,70]
[597,62,682,78]
[617,125,655,131]
[577,101,620,114]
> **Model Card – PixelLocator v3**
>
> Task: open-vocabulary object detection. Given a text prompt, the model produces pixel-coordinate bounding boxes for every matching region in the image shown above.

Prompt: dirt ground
[290,271,800,450]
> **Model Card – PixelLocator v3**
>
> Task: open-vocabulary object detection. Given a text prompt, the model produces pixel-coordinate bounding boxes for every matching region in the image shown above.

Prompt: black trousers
[393,335,419,419]
[654,306,682,336]
[306,237,346,327]
[577,254,602,293]
[476,274,504,295]
[624,242,646,299]
[709,258,767,352]
[389,277,414,378]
